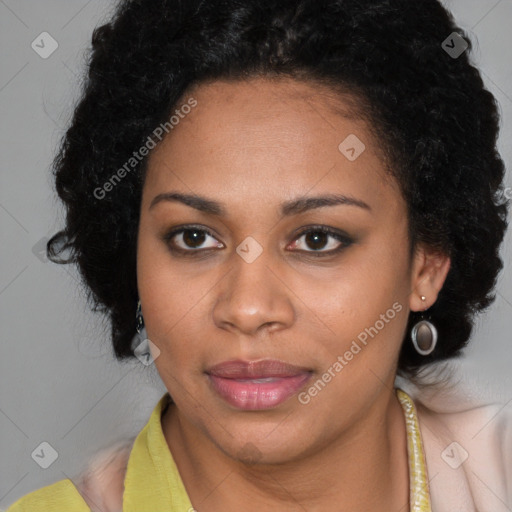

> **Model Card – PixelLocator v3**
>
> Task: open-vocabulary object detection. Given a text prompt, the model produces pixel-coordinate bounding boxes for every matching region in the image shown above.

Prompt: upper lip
[206,359,311,379]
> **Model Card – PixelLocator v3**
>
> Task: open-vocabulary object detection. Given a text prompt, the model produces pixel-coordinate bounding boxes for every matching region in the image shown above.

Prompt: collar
[122,389,430,511]
[122,393,193,511]
[396,387,432,511]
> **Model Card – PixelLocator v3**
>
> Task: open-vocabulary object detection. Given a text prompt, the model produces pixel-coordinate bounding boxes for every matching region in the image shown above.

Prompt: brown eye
[163,224,352,258]
[164,226,223,252]
[303,231,330,251]
[290,226,353,255]
[182,229,207,248]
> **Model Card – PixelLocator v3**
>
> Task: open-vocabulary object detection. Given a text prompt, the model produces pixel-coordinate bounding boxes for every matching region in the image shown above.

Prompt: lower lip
[207,373,312,410]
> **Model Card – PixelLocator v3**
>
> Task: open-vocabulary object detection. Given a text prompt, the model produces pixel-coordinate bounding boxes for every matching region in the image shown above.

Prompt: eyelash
[162,224,354,258]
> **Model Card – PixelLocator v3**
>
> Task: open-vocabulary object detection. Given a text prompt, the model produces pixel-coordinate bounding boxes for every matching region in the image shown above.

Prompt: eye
[163,225,223,253]
[289,226,353,256]
[162,224,353,257]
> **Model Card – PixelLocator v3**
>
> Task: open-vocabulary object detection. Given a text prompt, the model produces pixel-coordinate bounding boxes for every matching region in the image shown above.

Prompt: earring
[410,295,437,355]
[133,300,154,365]
[135,299,144,334]
[411,318,438,356]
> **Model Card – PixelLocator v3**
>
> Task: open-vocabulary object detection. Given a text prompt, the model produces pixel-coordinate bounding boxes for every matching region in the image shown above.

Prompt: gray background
[1,0,511,507]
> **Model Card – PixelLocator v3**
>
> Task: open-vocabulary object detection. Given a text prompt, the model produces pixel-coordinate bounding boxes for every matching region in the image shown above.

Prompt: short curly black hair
[47,0,509,377]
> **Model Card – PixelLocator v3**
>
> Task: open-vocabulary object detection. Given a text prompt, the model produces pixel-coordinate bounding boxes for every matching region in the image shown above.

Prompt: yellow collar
[122,393,193,511]
[396,388,432,511]
[122,389,431,511]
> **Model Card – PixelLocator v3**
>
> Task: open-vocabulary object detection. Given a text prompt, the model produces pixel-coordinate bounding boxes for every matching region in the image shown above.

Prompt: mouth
[206,359,313,410]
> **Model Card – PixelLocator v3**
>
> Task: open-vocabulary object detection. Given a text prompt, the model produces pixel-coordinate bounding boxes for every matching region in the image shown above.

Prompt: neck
[162,386,409,512]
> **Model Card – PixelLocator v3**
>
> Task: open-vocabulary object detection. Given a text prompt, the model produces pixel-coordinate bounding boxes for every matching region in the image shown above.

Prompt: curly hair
[47,0,509,377]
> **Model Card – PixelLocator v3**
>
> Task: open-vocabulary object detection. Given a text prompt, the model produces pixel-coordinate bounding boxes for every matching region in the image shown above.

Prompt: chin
[209,422,313,466]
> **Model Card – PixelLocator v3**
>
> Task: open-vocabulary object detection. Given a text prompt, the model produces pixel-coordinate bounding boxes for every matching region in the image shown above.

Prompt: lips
[206,359,312,410]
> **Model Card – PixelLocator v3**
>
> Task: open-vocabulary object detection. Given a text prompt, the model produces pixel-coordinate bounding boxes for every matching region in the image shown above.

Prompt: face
[137,77,432,464]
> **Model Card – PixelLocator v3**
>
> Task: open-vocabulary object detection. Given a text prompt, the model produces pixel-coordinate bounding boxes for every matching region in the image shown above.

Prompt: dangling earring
[135,299,145,335]
[133,299,159,365]
[135,299,148,341]
[411,296,438,356]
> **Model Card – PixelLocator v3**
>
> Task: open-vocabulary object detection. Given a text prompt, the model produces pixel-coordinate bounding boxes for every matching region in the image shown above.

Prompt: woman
[6,0,511,510]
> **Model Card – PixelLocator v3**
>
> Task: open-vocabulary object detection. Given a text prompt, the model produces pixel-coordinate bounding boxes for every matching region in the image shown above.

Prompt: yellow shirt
[6,388,430,511]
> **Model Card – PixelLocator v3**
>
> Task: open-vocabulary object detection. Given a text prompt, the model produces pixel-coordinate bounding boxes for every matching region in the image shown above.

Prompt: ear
[409,244,451,312]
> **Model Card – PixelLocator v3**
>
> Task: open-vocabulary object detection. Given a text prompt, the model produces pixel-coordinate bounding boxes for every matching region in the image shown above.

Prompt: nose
[212,248,295,337]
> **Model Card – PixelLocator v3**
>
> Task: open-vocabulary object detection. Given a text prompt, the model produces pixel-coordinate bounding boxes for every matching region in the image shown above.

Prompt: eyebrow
[149,192,371,216]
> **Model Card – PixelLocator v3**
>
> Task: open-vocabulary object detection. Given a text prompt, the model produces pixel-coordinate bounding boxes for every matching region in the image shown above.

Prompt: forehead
[143,77,399,215]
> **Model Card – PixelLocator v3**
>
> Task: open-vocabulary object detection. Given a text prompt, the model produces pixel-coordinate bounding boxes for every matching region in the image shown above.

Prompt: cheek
[306,234,410,362]
[137,228,184,342]
[316,244,407,316]
[136,229,221,366]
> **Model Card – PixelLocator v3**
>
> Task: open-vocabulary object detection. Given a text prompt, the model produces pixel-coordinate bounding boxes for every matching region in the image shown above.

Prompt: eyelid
[289,225,353,254]
[162,224,353,255]
[163,224,223,251]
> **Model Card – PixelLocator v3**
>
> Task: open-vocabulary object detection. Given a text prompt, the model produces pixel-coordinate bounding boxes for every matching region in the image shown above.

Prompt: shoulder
[6,438,134,512]
[5,479,90,512]
[406,377,512,511]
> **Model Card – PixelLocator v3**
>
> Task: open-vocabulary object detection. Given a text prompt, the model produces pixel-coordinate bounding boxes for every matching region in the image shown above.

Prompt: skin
[136,77,451,512]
